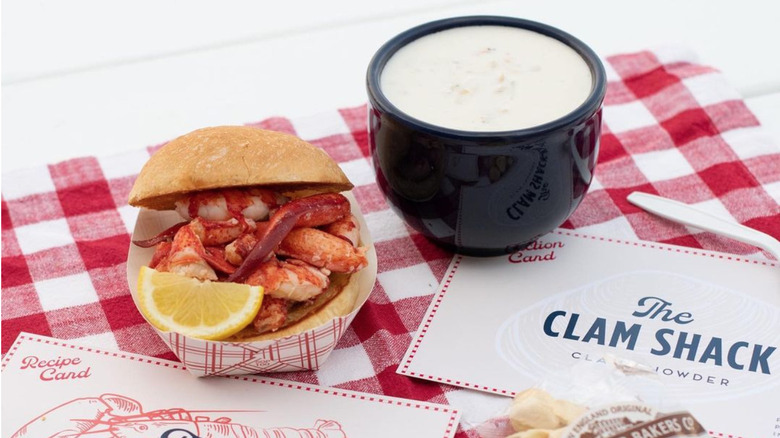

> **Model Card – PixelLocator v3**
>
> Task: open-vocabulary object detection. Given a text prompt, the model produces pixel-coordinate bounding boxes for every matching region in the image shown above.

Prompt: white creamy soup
[380,25,593,132]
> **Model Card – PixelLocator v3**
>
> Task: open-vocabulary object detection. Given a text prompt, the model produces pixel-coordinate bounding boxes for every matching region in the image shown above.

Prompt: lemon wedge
[137,266,263,340]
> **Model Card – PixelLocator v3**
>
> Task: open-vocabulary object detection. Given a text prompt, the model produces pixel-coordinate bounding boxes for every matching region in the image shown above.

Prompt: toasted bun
[128,126,353,210]
[225,272,361,342]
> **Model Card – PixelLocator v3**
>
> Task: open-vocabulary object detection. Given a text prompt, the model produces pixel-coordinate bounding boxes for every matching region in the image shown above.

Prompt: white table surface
[3,0,780,174]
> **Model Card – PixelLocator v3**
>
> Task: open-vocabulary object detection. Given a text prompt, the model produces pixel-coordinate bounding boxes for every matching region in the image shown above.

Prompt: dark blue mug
[366,16,606,256]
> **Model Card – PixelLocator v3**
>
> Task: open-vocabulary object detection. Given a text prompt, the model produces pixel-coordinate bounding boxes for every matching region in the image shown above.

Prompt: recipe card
[399,230,779,438]
[2,333,460,438]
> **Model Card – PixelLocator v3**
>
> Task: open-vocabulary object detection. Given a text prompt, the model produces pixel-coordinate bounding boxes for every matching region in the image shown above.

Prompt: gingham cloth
[2,47,779,437]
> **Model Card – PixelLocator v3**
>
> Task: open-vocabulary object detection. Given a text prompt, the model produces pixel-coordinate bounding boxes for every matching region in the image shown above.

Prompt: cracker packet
[472,355,708,438]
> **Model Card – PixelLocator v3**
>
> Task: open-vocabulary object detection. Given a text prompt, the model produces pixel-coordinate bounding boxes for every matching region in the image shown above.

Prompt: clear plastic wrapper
[472,355,708,438]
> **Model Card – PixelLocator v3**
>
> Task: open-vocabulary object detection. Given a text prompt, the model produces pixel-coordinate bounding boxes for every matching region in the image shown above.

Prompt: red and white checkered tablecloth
[2,48,779,437]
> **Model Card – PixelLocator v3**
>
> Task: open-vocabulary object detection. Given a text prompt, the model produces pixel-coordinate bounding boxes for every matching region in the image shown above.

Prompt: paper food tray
[126,191,377,377]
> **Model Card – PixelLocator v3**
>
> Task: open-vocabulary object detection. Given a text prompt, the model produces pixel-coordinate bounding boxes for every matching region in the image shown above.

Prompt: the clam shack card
[398,230,779,438]
[2,333,460,438]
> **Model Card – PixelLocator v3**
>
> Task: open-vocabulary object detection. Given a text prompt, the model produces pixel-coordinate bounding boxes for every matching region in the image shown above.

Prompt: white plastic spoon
[627,191,780,260]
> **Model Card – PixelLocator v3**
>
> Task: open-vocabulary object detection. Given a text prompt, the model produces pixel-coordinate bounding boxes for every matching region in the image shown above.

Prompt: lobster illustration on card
[11,393,346,438]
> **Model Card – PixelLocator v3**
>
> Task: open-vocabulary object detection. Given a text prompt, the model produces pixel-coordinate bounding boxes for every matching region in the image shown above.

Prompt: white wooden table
[3,0,780,173]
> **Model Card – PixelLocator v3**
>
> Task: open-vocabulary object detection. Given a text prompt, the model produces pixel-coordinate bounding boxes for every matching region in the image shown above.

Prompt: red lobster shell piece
[202,247,237,275]
[227,193,350,283]
[132,222,187,248]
